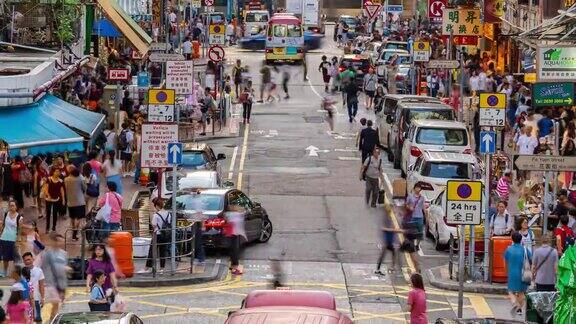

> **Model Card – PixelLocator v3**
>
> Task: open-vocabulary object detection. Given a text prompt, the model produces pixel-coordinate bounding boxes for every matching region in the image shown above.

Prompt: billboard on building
[537,46,576,81]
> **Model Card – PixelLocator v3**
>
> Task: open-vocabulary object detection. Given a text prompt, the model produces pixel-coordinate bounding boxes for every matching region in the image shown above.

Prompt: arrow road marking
[305,145,319,157]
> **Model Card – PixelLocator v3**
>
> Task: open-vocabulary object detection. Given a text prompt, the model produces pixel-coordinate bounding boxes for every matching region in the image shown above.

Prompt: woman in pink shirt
[407,273,427,324]
[98,181,123,235]
[87,151,102,177]
[5,282,30,324]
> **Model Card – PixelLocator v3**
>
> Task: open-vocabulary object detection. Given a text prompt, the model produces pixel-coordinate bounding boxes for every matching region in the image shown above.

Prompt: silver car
[51,312,143,324]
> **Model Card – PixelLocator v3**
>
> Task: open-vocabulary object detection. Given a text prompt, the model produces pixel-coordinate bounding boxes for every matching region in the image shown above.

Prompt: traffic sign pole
[483,150,491,282]
[458,224,465,318]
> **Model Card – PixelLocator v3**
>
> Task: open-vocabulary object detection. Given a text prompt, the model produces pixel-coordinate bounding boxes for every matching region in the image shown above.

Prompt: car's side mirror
[386,115,394,124]
[217,153,226,160]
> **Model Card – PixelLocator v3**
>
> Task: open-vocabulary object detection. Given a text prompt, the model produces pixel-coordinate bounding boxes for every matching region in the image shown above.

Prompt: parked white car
[401,120,472,177]
[152,170,233,199]
[426,189,488,251]
[375,49,410,80]
[362,41,382,61]
[406,151,477,202]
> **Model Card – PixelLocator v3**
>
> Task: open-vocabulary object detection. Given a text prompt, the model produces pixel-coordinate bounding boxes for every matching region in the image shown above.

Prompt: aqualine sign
[533,83,574,107]
[537,46,576,81]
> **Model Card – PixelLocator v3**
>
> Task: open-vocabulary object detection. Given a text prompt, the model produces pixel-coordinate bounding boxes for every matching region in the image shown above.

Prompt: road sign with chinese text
[479,93,506,127]
[446,180,483,225]
[166,61,195,95]
[209,24,226,44]
[148,89,176,122]
[441,9,482,36]
[413,41,430,62]
[107,68,130,81]
[141,124,179,168]
[514,155,576,172]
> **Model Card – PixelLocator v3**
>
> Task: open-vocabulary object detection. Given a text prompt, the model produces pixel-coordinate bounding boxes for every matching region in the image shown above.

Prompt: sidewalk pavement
[427,264,508,294]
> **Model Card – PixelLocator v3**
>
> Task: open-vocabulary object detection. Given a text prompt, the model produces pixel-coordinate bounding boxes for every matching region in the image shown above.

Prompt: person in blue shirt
[89,270,110,311]
[538,109,555,138]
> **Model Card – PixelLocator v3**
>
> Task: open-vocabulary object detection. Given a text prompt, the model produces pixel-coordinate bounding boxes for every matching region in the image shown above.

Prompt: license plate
[273,48,285,54]
[286,47,297,55]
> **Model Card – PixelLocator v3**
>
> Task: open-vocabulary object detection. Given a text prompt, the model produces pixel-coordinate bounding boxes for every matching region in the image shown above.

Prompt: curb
[427,265,508,295]
[68,259,228,288]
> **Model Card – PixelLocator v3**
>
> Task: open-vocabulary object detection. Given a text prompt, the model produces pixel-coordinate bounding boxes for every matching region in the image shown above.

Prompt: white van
[244,10,269,36]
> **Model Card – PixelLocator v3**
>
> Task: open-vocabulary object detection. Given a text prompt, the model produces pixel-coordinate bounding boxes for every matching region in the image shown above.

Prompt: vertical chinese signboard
[141,123,179,168]
[441,9,482,36]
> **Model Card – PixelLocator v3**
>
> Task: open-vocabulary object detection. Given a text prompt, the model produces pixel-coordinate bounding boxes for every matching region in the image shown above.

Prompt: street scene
[0,0,575,323]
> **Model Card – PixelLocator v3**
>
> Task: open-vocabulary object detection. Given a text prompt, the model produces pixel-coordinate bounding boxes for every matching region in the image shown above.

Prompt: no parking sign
[445,180,482,225]
[479,93,506,127]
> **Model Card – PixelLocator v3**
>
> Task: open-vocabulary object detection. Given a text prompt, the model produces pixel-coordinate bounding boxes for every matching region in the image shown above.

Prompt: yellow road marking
[236,124,250,190]
[468,295,494,317]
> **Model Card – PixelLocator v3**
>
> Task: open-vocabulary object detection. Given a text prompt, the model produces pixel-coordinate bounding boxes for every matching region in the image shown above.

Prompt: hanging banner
[441,9,482,36]
[484,0,504,23]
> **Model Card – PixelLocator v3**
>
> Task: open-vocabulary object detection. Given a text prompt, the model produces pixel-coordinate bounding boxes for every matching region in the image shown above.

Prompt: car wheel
[435,225,448,251]
[393,146,401,169]
[258,218,273,243]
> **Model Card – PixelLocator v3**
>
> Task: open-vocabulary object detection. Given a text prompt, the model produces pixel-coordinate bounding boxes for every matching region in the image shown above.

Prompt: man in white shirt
[469,70,480,94]
[182,37,192,60]
[478,69,487,93]
[23,252,45,323]
[515,126,538,181]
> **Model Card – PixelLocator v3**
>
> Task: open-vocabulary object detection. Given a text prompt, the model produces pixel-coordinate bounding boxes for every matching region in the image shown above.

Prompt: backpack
[1,212,22,238]
[157,212,172,242]
[561,227,575,252]
[489,210,508,230]
[117,130,128,151]
[86,171,100,198]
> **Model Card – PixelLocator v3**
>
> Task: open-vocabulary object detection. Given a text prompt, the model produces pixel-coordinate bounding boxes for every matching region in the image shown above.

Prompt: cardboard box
[392,178,407,198]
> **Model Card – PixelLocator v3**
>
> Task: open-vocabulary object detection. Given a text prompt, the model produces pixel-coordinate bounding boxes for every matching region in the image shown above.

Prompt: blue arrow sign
[167,142,183,165]
[479,131,496,154]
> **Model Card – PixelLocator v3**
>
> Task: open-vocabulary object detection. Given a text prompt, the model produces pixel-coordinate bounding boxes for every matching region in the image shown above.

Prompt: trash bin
[491,236,512,283]
[109,232,135,278]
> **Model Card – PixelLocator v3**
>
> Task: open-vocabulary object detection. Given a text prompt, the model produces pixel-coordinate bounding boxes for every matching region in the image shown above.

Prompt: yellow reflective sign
[479,93,506,109]
[446,180,482,202]
[524,73,537,83]
[413,41,430,52]
[148,89,175,105]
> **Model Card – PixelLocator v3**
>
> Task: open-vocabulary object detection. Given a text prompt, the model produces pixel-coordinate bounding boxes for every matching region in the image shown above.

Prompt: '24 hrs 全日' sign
[533,82,574,107]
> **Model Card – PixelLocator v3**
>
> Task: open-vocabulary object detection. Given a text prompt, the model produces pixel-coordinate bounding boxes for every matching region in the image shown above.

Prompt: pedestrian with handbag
[0,199,22,277]
[405,183,425,249]
[88,270,110,311]
[96,182,123,236]
[360,146,383,208]
[532,232,558,292]
[141,198,171,274]
[504,231,532,317]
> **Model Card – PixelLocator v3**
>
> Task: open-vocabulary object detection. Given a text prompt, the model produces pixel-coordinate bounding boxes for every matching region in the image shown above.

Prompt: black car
[166,188,273,249]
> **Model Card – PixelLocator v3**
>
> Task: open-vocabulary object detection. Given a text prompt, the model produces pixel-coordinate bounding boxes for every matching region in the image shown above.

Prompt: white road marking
[228,146,238,179]
[338,156,361,161]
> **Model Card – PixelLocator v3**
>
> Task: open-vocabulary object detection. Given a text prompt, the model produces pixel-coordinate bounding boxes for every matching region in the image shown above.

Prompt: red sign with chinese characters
[107,68,130,81]
[428,0,446,19]
[442,35,479,46]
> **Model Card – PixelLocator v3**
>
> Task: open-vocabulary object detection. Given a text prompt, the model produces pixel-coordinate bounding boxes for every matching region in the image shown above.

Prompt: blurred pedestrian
[64,166,86,241]
[22,252,45,323]
[344,74,359,123]
[86,244,118,299]
[360,146,383,208]
[118,123,134,177]
[504,231,531,317]
[88,270,110,311]
[554,214,574,257]
[10,156,27,208]
[496,170,513,203]
[0,289,6,324]
[101,150,123,195]
[407,273,427,324]
[405,183,425,248]
[31,156,47,219]
[45,167,65,234]
[232,59,243,98]
[532,233,558,292]
[375,204,402,275]
[358,120,380,164]
[225,204,246,275]
[41,233,68,321]
[258,63,271,103]
[142,198,170,274]
[280,65,290,99]
[240,81,254,124]
[0,198,22,277]
[200,87,216,136]
[363,68,377,109]
[5,283,30,324]
[103,123,117,153]
[97,182,123,236]
[319,55,331,92]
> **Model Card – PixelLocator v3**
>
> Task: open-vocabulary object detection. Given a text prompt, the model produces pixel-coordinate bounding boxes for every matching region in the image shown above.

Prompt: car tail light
[395,75,404,81]
[268,37,272,41]
[339,66,345,72]
[297,48,303,53]
[463,148,472,154]
[265,48,273,53]
[410,146,422,157]
[204,217,226,229]
[417,181,434,191]
[443,216,457,228]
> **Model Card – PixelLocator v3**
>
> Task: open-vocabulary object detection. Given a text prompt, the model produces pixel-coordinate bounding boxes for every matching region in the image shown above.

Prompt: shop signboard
[166,61,194,95]
[428,0,446,19]
[141,123,179,168]
[533,82,574,107]
[191,0,201,8]
[484,0,504,23]
[537,46,576,81]
[441,9,482,36]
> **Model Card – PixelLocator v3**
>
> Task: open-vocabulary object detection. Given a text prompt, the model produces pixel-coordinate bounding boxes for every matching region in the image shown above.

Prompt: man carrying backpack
[117,123,134,176]
[490,201,513,237]
[360,146,383,208]
[554,214,575,257]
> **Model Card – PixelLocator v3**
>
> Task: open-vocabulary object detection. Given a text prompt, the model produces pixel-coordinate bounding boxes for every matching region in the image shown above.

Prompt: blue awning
[39,95,107,139]
[93,18,122,38]
[0,95,106,156]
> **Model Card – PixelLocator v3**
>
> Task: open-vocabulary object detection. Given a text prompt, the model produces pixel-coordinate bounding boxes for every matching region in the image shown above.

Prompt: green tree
[53,0,80,47]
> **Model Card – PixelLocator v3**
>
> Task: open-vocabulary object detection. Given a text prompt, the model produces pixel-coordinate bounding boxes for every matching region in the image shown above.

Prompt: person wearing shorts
[363,68,378,109]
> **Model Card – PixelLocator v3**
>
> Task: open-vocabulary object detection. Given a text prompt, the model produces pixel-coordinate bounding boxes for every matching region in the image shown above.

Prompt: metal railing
[64,221,198,279]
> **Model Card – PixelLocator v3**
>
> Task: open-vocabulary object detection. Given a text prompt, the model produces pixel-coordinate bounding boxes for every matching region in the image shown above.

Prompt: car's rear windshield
[422,162,470,179]
[416,128,468,146]
[341,17,358,26]
[182,152,207,167]
[166,175,214,191]
[341,59,370,70]
[408,108,455,123]
[385,43,408,50]
[381,52,411,64]
[246,12,268,22]
[174,193,224,211]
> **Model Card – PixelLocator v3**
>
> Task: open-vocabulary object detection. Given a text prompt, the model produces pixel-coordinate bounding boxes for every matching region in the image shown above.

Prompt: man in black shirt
[345,79,359,123]
[358,120,380,163]
[549,190,574,230]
